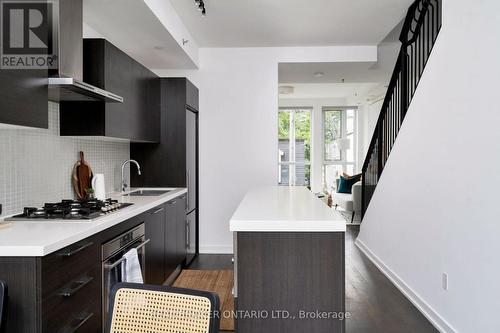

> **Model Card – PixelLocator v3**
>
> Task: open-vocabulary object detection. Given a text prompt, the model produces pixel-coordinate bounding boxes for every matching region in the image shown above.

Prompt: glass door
[278,108,311,186]
[322,107,357,192]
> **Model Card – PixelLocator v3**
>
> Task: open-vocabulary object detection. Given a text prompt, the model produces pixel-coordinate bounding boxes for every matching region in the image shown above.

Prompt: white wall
[357,0,500,332]
[156,46,376,253]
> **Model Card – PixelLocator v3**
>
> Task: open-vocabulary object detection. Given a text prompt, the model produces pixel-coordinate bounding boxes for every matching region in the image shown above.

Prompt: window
[278,108,311,186]
[322,108,357,192]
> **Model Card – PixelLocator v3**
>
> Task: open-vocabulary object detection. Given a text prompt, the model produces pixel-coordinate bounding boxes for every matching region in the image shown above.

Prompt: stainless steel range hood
[48,78,123,102]
[48,0,123,103]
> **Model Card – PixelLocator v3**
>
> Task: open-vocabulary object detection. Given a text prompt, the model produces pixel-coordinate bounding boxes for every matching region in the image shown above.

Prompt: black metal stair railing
[361,0,442,218]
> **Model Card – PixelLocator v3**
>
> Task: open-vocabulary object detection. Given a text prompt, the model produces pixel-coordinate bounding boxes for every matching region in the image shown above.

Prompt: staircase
[361,0,442,218]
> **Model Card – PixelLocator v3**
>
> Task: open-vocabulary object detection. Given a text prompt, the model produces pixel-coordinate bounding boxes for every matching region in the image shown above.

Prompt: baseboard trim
[199,245,233,254]
[355,238,456,333]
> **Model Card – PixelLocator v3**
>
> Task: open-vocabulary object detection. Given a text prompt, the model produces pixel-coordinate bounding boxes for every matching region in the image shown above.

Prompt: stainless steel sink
[125,190,172,196]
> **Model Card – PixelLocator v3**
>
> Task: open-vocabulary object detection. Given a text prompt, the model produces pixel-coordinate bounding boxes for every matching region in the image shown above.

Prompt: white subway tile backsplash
[0,102,130,216]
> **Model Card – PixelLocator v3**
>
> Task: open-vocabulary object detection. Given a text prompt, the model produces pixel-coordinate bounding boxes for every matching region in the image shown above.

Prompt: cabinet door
[186,110,197,212]
[0,68,48,128]
[164,200,178,281]
[186,210,197,263]
[176,196,187,265]
[103,40,134,140]
[61,39,160,142]
[145,205,165,284]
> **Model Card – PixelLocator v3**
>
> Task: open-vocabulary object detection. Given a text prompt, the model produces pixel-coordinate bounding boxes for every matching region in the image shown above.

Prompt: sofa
[333,179,362,223]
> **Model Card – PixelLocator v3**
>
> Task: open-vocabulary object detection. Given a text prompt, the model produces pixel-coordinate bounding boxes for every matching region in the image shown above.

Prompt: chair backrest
[106,282,220,333]
[0,280,7,333]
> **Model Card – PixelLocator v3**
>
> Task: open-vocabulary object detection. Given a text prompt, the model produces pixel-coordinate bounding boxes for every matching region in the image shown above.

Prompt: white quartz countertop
[0,188,187,257]
[230,186,346,232]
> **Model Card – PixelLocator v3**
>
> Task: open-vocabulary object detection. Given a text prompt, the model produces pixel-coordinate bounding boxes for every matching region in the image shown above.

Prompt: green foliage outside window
[278,110,311,184]
[278,111,290,140]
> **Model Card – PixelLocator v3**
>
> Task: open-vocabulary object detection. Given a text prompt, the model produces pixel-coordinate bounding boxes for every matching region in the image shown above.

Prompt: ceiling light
[279,86,294,95]
[314,72,324,78]
[194,0,206,16]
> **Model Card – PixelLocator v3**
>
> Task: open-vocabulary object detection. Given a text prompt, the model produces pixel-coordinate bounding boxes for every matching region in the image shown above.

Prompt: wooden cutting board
[72,151,93,200]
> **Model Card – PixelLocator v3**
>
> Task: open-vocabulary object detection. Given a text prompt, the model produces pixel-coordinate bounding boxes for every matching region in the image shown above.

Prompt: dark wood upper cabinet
[131,78,199,187]
[0,68,48,129]
[59,39,160,142]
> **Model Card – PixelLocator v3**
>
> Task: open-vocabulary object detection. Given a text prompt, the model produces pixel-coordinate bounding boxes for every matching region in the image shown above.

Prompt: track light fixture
[194,0,206,16]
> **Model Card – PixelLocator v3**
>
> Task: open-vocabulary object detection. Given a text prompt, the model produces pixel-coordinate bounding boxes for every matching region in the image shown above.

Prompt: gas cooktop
[5,199,133,221]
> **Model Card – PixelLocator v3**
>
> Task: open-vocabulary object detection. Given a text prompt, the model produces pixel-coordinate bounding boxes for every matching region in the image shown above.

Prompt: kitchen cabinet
[0,236,101,333]
[186,209,196,262]
[59,39,160,142]
[164,199,178,280]
[0,68,48,129]
[0,212,145,332]
[131,78,198,187]
[131,78,199,265]
[0,193,190,332]
[144,205,166,285]
[176,195,188,265]
[164,196,186,282]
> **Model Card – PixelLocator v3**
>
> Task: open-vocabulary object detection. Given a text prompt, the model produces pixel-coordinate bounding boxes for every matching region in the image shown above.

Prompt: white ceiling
[279,62,389,84]
[278,31,401,85]
[169,0,412,47]
[279,83,382,101]
[277,37,401,103]
[83,0,197,69]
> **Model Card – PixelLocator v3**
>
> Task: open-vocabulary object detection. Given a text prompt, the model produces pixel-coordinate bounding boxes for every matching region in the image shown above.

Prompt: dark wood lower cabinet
[165,200,178,280]
[0,195,187,332]
[164,196,187,283]
[0,236,101,333]
[42,267,101,333]
[175,195,187,266]
[235,232,346,333]
[144,205,166,284]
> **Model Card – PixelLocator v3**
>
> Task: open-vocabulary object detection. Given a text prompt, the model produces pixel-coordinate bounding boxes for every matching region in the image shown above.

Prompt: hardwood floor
[187,226,437,333]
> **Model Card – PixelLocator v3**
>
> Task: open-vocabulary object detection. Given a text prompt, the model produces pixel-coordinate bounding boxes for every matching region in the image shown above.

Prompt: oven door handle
[104,238,150,270]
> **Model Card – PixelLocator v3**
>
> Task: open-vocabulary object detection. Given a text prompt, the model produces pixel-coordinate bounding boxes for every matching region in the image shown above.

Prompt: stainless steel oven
[101,224,149,330]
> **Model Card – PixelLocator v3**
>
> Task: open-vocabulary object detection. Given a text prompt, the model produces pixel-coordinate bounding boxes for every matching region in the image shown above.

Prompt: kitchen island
[230,186,346,333]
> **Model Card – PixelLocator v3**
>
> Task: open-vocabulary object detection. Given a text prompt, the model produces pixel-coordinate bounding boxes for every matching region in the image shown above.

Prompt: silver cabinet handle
[186,219,190,250]
[167,200,177,205]
[153,207,164,214]
[186,170,190,210]
[58,275,94,297]
[60,241,94,257]
[68,312,94,333]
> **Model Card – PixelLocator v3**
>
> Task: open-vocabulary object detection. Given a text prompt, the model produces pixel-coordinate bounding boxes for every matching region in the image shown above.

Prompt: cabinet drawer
[42,267,100,333]
[42,237,99,299]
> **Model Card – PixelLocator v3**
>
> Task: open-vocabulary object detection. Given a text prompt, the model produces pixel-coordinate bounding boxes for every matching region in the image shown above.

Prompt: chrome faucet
[121,159,141,193]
